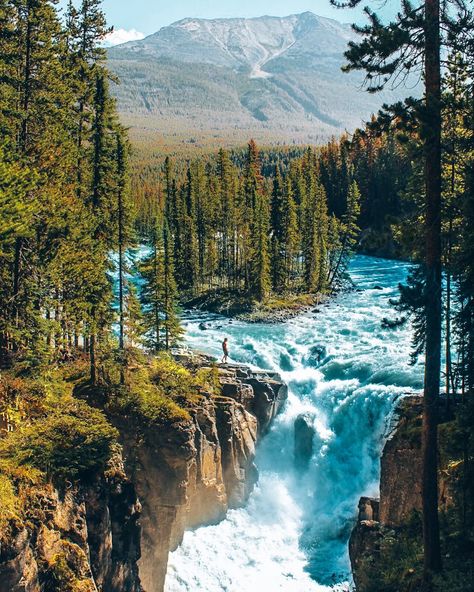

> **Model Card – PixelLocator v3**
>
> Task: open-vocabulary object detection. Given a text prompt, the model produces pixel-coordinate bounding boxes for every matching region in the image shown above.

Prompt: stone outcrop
[294,413,316,470]
[0,355,287,592]
[349,395,455,590]
[0,451,142,592]
[378,397,424,526]
[119,355,288,592]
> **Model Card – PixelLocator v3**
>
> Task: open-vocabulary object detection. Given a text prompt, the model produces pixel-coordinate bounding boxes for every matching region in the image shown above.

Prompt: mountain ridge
[108,12,414,152]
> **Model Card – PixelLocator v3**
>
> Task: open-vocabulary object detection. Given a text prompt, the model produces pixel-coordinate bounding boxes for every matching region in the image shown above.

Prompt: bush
[0,473,19,535]
[107,355,220,426]
[43,541,95,592]
[149,355,220,403]
[107,366,190,426]
[0,400,118,482]
[0,375,48,428]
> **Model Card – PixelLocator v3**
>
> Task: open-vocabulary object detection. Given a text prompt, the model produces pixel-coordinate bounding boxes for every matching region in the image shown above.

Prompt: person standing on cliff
[221,338,229,364]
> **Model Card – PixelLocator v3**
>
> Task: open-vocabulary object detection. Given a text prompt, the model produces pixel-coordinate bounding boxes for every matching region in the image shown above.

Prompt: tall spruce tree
[139,220,183,351]
[245,141,271,300]
[330,0,472,574]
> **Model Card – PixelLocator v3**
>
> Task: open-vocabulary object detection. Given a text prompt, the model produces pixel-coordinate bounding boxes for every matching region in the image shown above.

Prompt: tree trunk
[20,11,32,152]
[90,334,97,385]
[118,186,124,352]
[422,0,442,576]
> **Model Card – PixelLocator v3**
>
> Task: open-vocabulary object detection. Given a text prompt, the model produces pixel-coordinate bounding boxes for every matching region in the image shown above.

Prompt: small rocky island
[0,353,287,592]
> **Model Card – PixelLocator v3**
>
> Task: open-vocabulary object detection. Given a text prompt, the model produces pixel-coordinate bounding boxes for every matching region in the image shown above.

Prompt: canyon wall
[349,395,454,591]
[121,356,288,592]
[0,356,287,592]
[0,450,142,592]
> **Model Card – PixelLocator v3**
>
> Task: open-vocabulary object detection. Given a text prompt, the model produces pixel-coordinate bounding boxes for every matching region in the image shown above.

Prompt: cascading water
[165,256,424,592]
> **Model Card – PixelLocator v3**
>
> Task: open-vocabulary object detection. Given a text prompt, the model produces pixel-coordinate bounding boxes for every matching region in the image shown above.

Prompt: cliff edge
[0,353,287,592]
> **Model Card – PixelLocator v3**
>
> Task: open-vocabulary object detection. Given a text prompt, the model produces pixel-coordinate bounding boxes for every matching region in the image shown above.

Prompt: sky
[60,0,396,46]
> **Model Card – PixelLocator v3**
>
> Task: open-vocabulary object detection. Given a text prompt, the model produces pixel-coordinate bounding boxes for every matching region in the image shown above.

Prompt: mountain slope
[108,12,413,150]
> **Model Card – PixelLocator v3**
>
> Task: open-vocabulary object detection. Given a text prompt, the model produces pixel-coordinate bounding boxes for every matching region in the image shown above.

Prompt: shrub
[0,400,118,482]
[43,541,95,592]
[0,473,19,535]
[107,367,190,426]
[0,374,48,428]
[149,355,220,403]
[107,355,220,427]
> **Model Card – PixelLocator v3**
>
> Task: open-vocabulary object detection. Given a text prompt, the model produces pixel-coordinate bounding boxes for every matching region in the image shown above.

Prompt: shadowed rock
[294,413,316,470]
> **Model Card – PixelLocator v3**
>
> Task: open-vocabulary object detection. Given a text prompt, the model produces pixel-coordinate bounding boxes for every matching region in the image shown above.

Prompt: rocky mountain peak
[107,12,415,149]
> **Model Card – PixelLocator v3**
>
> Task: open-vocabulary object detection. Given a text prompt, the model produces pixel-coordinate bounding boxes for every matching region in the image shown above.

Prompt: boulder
[294,413,316,470]
[305,345,327,367]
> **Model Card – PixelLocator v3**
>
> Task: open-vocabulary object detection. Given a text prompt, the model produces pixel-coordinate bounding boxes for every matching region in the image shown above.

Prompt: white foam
[166,255,421,591]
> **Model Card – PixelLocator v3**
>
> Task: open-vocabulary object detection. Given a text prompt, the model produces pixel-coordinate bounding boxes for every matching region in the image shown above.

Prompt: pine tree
[328,180,360,287]
[0,144,36,362]
[329,0,469,572]
[245,141,271,300]
[123,282,143,349]
[66,0,110,199]
[217,148,235,287]
[282,176,299,291]
[139,223,165,352]
[270,169,285,292]
[162,222,183,349]
[140,221,183,351]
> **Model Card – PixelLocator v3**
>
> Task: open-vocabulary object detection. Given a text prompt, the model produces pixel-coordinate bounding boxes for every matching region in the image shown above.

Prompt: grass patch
[106,354,220,427]
[258,293,317,311]
[0,399,118,482]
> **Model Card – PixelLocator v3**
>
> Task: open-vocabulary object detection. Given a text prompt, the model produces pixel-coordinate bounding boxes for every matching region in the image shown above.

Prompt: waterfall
[165,256,422,591]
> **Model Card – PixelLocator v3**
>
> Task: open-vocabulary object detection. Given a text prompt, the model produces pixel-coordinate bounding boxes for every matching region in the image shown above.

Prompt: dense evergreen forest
[1,0,474,590]
[133,131,411,303]
[0,0,133,378]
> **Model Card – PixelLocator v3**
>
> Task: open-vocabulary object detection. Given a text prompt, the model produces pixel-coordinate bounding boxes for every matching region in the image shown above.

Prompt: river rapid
[164,255,423,592]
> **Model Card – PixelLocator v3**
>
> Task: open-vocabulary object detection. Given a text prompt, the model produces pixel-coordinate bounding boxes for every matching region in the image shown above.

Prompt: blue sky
[60,0,396,45]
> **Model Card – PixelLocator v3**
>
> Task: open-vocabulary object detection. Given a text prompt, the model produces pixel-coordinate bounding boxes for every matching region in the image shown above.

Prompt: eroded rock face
[0,358,287,592]
[349,395,455,590]
[294,413,315,470]
[0,453,142,592]
[378,396,423,526]
[120,359,287,592]
[349,397,422,590]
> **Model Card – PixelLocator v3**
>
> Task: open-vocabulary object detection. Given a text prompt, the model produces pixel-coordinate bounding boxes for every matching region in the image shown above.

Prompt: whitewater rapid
[165,256,423,592]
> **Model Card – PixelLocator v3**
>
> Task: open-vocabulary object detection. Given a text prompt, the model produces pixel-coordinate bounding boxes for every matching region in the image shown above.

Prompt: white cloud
[104,28,145,47]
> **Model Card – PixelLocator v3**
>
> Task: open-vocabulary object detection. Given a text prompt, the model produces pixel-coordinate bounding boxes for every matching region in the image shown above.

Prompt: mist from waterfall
[165,256,423,591]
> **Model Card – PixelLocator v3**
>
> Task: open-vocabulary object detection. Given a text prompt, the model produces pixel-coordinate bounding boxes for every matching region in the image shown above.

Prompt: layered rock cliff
[0,355,287,592]
[349,395,454,590]
[0,450,142,592]
[119,354,287,592]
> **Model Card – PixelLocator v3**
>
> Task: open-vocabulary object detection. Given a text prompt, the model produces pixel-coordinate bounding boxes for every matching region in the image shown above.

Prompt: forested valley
[1,0,474,591]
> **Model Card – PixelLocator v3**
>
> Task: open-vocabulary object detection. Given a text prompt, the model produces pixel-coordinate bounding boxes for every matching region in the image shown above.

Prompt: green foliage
[358,520,424,592]
[0,400,118,482]
[0,473,19,535]
[139,221,183,351]
[43,540,96,592]
[107,367,189,427]
[355,412,474,592]
[107,355,220,426]
[0,0,131,385]
[143,139,362,307]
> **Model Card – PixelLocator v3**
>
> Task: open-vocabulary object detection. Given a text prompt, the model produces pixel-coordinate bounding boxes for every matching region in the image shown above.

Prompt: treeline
[137,132,416,302]
[0,0,134,380]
